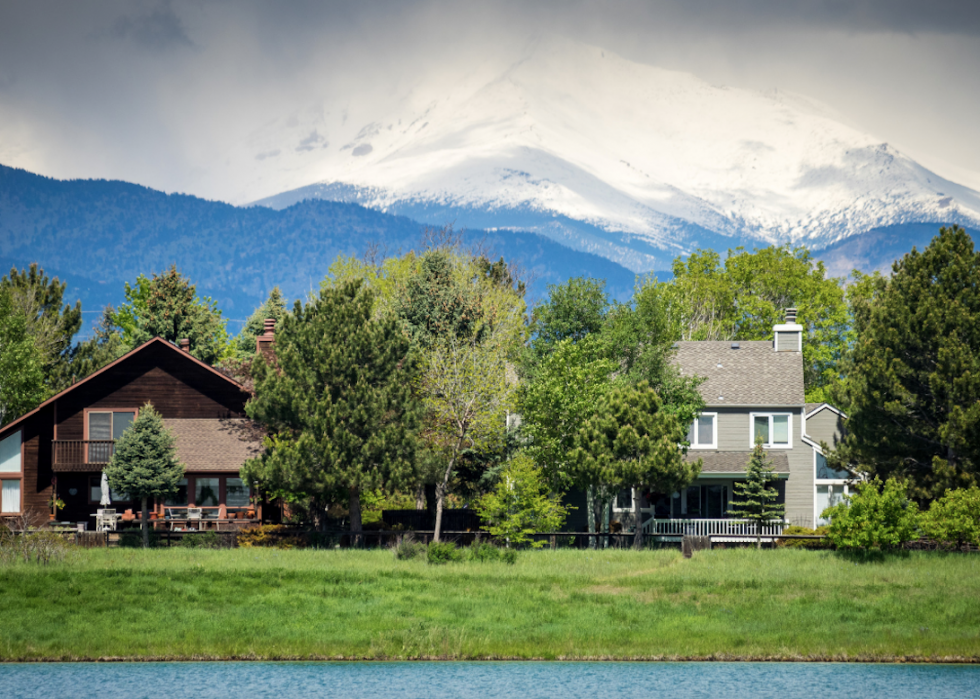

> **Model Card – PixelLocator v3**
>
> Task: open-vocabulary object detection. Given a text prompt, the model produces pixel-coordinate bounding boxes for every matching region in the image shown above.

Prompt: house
[606,309,850,539]
[0,337,265,528]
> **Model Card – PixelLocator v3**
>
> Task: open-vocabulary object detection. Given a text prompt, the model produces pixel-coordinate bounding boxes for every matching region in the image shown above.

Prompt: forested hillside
[0,164,639,323]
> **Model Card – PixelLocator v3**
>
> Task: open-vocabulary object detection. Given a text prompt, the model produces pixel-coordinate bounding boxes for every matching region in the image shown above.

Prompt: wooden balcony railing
[52,440,115,470]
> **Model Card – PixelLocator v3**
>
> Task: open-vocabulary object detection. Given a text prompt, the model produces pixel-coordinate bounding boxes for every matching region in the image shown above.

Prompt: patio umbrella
[100,471,111,507]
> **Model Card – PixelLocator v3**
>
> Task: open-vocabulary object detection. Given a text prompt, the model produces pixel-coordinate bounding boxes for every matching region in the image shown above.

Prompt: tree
[919,487,980,550]
[475,452,569,547]
[729,443,785,548]
[244,280,420,538]
[570,382,700,548]
[104,403,184,548]
[525,277,609,371]
[419,332,516,542]
[831,226,980,501]
[1,264,82,393]
[822,477,919,553]
[114,266,230,364]
[65,306,127,382]
[0,287,47,425]
[233,287,289,359]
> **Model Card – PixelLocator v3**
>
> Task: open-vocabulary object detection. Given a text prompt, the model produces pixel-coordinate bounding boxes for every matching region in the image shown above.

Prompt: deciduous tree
[0,287,46,425]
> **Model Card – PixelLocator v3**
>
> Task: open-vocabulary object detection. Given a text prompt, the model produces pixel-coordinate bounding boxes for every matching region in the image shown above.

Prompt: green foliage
[919,487,980,549]
[177,531,223,549]
[426,541,463,565]
[236,524,303,549]
[832,227,980,500]
[667,246,848,401]
[569,382,700,517]
[527,276,609,368]
[0,286,47,425]
[475,453,569,547]
[114,266,230,364]
[244,280,421,534]
[0,263,82,394]
[233,287,289,359]
[104,403,184,548]
[729,443,785,526]
[775,525,830,549]
[0,529,74,565]
[66,306,127,382]
[393,536,427,560]
[823,478,920,552]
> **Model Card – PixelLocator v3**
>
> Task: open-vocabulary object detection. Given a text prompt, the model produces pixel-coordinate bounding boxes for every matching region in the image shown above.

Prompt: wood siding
[805,409,845,451]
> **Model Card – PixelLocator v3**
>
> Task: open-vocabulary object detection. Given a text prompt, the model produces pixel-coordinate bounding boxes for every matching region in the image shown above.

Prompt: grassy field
[1,546,978,661]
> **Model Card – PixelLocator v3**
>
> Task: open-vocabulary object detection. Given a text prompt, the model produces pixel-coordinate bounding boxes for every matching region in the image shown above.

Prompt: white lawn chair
[96,508,118,533]
[186,507,202,530]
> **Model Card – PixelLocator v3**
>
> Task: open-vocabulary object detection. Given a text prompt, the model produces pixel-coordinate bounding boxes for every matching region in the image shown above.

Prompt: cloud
[109,1,194,51]
[295,130,326,152]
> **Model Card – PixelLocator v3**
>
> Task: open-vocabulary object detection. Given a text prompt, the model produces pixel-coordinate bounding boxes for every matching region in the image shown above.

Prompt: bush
[919,487,980,549]
[465,542,518,564]
[823,477,919,552]
[118,530,162,548]
[500,547,518,565]
[426,541,462,565]
[393,536,426,560]
[237,524,301,549]
[177,531,222,549]
[0,529,74,564]
[775,525,830,549]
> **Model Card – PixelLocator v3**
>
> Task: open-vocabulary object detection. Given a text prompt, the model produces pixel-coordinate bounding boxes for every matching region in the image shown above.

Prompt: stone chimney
[773,308,802,352]
[256,318,276,359]
[178,338,190,354]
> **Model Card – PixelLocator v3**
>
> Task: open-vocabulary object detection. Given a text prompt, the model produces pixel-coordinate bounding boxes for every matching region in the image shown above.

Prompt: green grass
[1,547,979,661]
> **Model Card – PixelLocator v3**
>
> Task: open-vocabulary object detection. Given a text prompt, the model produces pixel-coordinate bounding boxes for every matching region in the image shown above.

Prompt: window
[226,478,250,507]
[195,478,220,507]
[687,413,717,449]
[816,484,847,526]
[1,479,20,513]
[165,479,189,507]
[1,431,21,473]
[88,476,132,504]
[87,410,136,462]
[816,452,851,480]
[750,413,791,448]
[814,449,854,527]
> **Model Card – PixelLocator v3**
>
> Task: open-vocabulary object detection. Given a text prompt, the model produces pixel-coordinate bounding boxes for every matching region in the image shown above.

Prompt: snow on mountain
[249,37,980,272]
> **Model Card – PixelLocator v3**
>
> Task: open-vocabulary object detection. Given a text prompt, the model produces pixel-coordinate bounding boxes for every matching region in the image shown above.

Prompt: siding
[805,409,845,451]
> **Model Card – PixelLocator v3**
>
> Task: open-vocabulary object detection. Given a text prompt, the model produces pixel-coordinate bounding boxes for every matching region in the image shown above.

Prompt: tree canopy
[0,286,47,425]
[233,287,289,359]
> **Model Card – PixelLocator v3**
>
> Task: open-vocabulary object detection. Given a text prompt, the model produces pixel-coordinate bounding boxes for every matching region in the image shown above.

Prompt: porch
[641,517,788,542]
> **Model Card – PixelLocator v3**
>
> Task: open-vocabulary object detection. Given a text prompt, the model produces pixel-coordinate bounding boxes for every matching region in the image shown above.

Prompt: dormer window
[687,413,717,449]
[750,413,792,448]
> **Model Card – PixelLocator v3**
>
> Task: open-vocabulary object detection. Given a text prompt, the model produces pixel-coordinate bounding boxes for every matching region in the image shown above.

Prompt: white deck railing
[642,518,787,538]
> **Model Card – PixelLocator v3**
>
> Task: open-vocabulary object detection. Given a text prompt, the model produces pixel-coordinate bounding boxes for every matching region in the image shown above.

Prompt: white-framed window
[813,448,855,526]
[1,431,23,514]
[749,413,792,448]
[1,479,21,513]
[686,413,717,449]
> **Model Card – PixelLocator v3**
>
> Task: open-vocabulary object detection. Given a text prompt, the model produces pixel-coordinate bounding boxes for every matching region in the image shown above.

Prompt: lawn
[1,546,978,661]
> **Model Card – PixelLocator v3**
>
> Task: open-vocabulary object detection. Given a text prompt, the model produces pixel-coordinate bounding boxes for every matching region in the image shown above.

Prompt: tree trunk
[632,486,643,550]
[586,486,597,549]
[141,496,149,549]
[757,520,762,550]
[349,486,362,547]
[602,497,611,549]
[415,484,425,510]
[434,443,462,543]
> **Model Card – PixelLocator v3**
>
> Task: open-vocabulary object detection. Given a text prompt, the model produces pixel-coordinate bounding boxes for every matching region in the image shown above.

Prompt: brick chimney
[773,308,802,352]
[179,338,190,353]
[256,318,276,359]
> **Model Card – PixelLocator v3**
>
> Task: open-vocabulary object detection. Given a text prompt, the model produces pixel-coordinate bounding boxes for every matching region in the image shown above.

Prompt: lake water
[1,661,977,699]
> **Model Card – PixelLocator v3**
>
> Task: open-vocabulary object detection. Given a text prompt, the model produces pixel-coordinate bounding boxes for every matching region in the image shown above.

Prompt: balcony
[642,518,787,542]
[52,440,115,471]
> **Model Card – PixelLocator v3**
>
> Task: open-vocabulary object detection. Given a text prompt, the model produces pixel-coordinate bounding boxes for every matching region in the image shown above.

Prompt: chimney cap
[263,318,276,335]
[178,338,190,353]
[784,307,798,323]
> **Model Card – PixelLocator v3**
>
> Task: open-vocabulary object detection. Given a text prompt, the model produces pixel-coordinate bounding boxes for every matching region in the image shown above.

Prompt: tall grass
[0,547,978,660]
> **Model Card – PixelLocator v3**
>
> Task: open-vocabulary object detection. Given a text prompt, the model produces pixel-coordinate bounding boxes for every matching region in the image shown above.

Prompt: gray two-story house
[610,309,851,539]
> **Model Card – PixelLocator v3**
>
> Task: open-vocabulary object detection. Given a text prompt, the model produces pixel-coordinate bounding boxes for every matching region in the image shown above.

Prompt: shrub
[119,530,162,548]
[177,531,223,549]
[775,525,830,549]
[919,486,980,549]
[393,536,426,560]
[426,541,462,565]
[467,542,502,562]
[500,547,518,565]
[237,524,298,549]
[823,477,919,552]
[0,529,74,565]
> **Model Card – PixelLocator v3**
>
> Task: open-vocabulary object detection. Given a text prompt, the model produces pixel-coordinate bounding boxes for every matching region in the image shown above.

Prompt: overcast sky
[1,0,979,202]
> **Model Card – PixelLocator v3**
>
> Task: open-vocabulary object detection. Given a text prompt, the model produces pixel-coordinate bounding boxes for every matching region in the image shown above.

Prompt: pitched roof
[0,337,248,438]
[674,340,804,407]
[163,418,263,472]
[684,450,790,475]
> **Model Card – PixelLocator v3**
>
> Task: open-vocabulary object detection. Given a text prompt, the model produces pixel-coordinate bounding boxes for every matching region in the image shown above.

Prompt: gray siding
[805,409,845,451]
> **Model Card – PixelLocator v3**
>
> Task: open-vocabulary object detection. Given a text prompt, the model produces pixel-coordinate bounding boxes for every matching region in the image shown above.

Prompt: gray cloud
[0,0,977,201]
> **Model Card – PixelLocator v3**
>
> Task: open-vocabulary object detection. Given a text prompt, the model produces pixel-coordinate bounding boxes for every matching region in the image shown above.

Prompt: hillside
[0,164,640,328]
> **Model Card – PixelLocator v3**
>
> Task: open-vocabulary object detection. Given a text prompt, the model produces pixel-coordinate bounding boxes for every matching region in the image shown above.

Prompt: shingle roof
[684,450,790,475]
[674,340,804,406]
[163,418,264,472]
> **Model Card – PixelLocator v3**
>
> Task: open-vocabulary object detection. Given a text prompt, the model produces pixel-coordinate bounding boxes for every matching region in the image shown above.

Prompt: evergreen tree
[114,266,230,364]
[834,226,980,500]
[244,280,421,538]
[1,264,82,393]
[0,286,47,425]
[233,287,288,359]
[729,443,785,548]
[104,403,184,548]
[66,306,127,381]
[570,382,700,548]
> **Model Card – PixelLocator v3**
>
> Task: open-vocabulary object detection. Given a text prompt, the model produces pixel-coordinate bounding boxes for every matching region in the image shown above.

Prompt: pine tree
[104,403,184,548]
[834,226,980,500]
[244,280,421,538]
[729,443,785,548]
[234,287,288,358]
[570,382,700,548]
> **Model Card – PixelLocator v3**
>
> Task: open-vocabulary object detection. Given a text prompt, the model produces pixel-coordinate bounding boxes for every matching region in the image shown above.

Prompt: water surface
[1,661,976,699]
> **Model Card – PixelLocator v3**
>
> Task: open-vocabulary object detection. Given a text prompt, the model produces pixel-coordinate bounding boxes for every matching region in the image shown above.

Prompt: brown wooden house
[0,337,264,527]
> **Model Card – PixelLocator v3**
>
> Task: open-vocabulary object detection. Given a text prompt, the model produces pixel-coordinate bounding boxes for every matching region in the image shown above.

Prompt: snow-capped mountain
[250,37,980,272]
